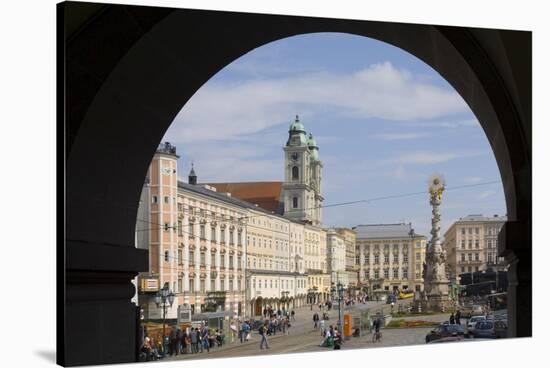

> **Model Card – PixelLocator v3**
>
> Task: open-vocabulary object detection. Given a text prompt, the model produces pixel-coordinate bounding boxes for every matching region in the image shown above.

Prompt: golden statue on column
[421,174,452,311]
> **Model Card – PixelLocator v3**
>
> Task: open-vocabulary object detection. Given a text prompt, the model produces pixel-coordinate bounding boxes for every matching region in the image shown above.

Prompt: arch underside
[61,3,531,366]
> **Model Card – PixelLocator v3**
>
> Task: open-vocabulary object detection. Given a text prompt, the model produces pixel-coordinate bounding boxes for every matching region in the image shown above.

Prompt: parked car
[470,321,497,338]
[466,315,486,335]
[426,323,466,343]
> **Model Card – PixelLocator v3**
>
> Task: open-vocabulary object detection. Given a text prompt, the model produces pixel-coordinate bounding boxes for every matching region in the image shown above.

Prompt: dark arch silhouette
[60,3,531,366]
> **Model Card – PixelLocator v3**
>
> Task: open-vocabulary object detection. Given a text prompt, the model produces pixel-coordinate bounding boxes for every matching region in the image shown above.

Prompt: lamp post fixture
[155,282,175,340]
[336,282,344,331]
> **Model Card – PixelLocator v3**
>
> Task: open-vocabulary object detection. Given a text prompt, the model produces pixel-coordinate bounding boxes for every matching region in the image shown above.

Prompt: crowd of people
[139,325,227,361]
[255,306,295,350]
[449,310,462,325]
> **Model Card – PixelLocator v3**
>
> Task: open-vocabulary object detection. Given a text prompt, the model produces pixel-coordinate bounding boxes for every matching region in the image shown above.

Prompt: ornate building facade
[137,116,331,319]
[443,214,508,282]
[354,223,427,293]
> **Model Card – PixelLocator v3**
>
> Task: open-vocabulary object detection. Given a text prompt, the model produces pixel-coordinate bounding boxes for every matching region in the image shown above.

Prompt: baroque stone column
[422,174,451,311]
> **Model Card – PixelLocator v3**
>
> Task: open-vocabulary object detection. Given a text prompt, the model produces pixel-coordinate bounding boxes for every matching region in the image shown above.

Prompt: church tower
[282,115,323,225]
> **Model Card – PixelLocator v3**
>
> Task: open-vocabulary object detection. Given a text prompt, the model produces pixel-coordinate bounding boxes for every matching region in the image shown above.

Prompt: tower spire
[188,161,197,185]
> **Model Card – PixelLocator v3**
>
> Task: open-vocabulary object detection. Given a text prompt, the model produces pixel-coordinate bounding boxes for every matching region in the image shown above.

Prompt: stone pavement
[165,301,454,361]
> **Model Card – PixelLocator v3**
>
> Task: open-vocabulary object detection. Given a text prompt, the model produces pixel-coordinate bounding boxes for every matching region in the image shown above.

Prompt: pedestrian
[176,327,184,354]
[202,327,210,352]
[455,310,462,325]
[291,310,296,321]
[319,318,326,336]
[313,312,319,329]
[170,326,178,356]
[333,328,342,350]
[450,313,455,325]
[198,327,204,353]
[163,334,170,357]
[181,330,189,354]
[246,321,251,341]
[259,322,270,350]
[190,328,198,353]
[184,331,191,354]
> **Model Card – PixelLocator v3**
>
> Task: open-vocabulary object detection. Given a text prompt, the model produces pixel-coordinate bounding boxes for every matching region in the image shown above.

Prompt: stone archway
[62,3,530,366]
[254,297,263,317]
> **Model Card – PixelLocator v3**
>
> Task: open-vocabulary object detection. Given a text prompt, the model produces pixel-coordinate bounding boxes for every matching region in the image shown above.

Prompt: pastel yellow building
[354,223,427,293]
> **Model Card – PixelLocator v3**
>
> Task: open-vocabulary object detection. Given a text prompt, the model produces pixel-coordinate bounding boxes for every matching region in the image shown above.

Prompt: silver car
[466,315,486,335]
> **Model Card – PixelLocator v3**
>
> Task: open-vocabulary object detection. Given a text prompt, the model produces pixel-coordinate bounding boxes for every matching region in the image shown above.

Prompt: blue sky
[163,32,506,237]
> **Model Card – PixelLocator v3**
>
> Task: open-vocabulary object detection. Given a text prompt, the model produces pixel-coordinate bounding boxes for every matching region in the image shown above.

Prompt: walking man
[204,328,211,352]
[313,312,320,329]
[190,328,198,354]
[259,322,269,350]
[291,310,296,321]
[455,310,461,325]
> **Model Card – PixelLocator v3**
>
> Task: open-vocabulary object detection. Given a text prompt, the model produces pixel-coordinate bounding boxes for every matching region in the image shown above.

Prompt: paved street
[164,301,450,361]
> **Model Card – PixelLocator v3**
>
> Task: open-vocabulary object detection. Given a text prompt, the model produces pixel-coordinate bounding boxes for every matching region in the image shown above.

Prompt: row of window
[359,243,411,252]
[185,278,242,293]
[247,236,289,251]
[165,250,242,268]
[251,278,305,290]
[460,226,502,236]
[155,198,243,221]
[246,257,290,271]
[356,253,411,265]
[460,239,480,249]
[364,268,409,279]
[460,252,482,262]
[460,227,481,235]
[305,260,323,269]
[249,217,289,231]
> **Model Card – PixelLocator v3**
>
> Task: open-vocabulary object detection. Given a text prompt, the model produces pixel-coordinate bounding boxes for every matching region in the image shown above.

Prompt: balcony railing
[157,142,177,155]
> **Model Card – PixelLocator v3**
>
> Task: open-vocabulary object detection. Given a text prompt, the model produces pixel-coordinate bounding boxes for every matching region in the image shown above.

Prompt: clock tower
[282,115,323,225]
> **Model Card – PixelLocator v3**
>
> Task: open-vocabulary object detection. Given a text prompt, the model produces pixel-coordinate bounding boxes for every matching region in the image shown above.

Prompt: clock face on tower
[291,152,299,162]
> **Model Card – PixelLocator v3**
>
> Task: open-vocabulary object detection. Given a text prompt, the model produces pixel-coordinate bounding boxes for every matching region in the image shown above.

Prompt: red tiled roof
[202,181,283,213]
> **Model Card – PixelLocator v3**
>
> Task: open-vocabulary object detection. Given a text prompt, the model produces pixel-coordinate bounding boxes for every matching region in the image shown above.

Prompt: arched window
[293,196,298,208]
[292,166,299,180]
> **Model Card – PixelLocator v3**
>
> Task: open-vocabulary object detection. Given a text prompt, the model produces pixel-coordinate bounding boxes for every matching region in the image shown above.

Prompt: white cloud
[372,132,430,141]
[394,152,462,165]
[385,165,407,179]
[165,61,468,144]
[477,190,495,200]
[464,176,484,184]
[386,150,486,166]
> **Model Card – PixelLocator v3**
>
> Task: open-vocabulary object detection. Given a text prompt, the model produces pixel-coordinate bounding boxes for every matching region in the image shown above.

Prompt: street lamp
[337,282,345,332]
[155,282,175,341]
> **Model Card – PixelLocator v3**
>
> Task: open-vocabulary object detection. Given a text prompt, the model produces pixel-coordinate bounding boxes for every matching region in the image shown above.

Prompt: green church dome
[289,115,306,133]
[307,133,318,148]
